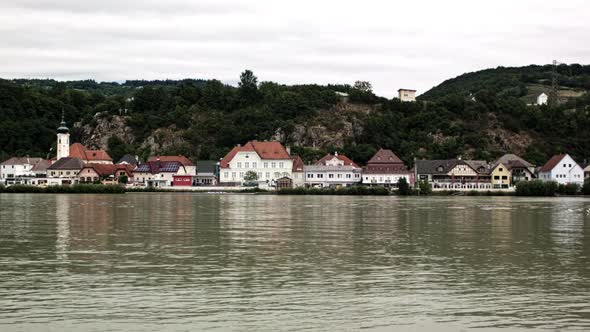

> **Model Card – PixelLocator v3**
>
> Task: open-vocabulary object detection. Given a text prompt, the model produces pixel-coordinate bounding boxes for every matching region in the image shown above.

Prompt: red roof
[148,155,194,166]
[367,149,403,164]
[292,155,304,172]
[316,153,359,168]
[80,163,134,177]
[540,154,567,172]
[220,141,291,168]
[69,143,113,162]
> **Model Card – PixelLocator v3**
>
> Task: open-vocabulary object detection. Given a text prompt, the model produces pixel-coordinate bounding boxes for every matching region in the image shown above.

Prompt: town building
[362,149,413,187]
[415,159,492,190]
[538,154,584,186]
[47,157,85,185]
[537,93,548,105]
[195,160,218,186]
[78,164,134,184]
[585,165,590,179]
[117,154,139,166]
[304,152,362,188]
[490,154,536,188]
[219,141,293,187]
[133,160,193,187]
[147,155,196,175]
[291,155,305,188]
[55,117,113,164]
[398,89,417,102]
[0,157,51,185]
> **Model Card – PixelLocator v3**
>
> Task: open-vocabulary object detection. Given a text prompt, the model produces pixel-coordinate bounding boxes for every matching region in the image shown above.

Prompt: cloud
[0,0,589,97]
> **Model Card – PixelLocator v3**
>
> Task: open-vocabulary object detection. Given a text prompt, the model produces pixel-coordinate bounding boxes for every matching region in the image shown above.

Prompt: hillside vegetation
[1,65,589,166]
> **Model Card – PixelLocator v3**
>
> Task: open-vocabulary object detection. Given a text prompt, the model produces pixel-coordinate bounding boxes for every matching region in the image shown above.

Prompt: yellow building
[491,163,511,189]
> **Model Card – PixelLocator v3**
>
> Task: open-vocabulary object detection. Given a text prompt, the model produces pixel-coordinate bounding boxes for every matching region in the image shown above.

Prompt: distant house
[219,141,293,187]
[47,157,85,185]
[538,154,584,186]
[195,160,218,186]
[134,160,192,187]
[398,89,417,102]
[415,159,492,190]
[362,149,413,187]
[117,154,139,166]
[78,164,134,184]
[304,152,362,188]
[537,93,548,105]
[334,91,349,103]
[0,157,51,185]
[147,155,196,175]
[490,154,536,188]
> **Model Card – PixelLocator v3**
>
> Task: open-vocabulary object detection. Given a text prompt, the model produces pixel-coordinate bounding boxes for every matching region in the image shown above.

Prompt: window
[494,176,500,180]
[264,162,268,168]
[224,172,228,178]
[499,168,503,172]
[258,172,262,179]
[307,173,313,178]
[266,172,270,178]
[271,162,276,168]
[239,172,244,178]
[355,174,359,178]
[317,174,324,178]
[337,174,342,178]
[501,176,507,180]
[244,162,249,168]
[328,174,334,178]
[237,162,242,168]
[252,162,257,168]
[232,172,236,178]
[279,162,284,168]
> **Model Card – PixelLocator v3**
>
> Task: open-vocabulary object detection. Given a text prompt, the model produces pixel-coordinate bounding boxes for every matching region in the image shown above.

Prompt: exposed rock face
[74,114,135,149]
[139,126,190,156]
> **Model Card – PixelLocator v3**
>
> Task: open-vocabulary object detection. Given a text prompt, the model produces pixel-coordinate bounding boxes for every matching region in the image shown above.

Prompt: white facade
[135,167,190,187]
[362,173,411,186]
[537,93,548,106]
[539,154,584,186]
[57,132,70,160]
[220,151,293,185]
[398,89,416,102]
[292,171,305,187]
[304,165,361,187]
[1,163,33,179]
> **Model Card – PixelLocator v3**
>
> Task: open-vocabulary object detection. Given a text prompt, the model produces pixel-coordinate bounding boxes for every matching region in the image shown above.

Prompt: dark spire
[57,109,69,134]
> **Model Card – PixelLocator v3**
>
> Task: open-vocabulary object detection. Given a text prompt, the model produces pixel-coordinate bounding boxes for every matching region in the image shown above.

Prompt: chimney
[286,145,291,155]
[334,151,338,156]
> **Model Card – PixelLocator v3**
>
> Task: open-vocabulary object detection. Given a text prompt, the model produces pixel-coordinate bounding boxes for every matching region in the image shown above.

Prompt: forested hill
[1,66,589,167]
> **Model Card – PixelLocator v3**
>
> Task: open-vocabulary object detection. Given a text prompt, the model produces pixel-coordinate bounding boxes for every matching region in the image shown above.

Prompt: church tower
[56,113,70,160]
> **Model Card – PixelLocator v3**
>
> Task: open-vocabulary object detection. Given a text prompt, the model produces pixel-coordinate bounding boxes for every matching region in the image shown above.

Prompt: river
[1,193,589,331]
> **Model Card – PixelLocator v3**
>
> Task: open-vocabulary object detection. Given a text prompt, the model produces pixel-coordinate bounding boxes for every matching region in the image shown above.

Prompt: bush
[418,181,432,195]
[515,180,558,196]
[582,179,590,195]
[278,186,389,196]
[0,184,125,194]
[397,178,411,195]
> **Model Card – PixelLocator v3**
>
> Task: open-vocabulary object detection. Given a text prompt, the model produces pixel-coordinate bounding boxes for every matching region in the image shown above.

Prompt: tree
[353,81,372,93]
[418,181,432,195]
[244,170,258,181]
[238,70,259,106]
[118,175,128,184]
[397,177,411,195]
[583,179,590,195]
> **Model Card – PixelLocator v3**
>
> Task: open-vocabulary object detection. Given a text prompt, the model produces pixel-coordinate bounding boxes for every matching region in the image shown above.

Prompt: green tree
[418,181,432,195]
[397,177,411,195]
[238,70,259,106]
[244,170,258,181]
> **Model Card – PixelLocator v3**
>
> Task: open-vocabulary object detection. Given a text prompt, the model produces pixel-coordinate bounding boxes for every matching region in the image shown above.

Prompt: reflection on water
[0,193,589,331]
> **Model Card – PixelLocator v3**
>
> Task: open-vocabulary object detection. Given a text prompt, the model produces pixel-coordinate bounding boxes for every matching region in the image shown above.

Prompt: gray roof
[117,154,139,165]
[197,160,217,174]
[1,157,44,165]
[416,159,490,175]
[47,157,85,170]
[494,154,534,168]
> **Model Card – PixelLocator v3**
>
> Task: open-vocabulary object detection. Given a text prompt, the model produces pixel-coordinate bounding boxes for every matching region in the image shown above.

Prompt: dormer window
[437,166,444,172]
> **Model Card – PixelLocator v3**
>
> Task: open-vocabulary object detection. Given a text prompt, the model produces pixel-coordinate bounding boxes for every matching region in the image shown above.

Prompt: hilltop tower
[56,112,70,160]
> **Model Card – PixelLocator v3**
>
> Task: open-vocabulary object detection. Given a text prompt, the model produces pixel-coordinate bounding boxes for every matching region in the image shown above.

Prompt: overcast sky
[1,0,589,97]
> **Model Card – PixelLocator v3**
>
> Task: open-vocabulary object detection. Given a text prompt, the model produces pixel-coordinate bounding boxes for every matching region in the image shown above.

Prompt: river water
[0,193,589,331]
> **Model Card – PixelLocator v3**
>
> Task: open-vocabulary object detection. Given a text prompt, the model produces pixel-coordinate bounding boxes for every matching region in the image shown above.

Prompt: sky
[1,0,589,98]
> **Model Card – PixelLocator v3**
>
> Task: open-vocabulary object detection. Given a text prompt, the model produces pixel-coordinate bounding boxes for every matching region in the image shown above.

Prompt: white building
[538,154,584,186]
[537,93,548,106]
[219,141,294,187]
[291,155,305,188]
[398,89,417,102]
[362,149,413,187]
[304,152,362,188]
[0,157,51,185]
[133,160,193,187]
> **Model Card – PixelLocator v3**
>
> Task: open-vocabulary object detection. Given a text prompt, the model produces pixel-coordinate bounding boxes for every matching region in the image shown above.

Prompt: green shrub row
[0,184,125,194]
[278,186,390,196]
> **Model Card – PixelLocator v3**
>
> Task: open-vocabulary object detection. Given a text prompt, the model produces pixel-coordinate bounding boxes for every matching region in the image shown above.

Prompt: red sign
[173,175,193,186]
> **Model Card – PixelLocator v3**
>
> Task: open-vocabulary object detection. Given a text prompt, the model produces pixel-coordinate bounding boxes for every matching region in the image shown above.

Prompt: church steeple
[56,110,70,159]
